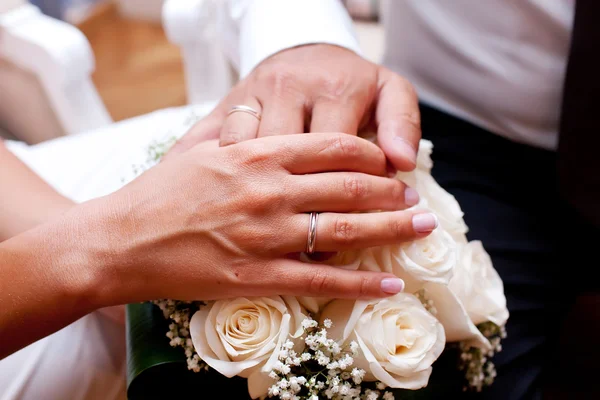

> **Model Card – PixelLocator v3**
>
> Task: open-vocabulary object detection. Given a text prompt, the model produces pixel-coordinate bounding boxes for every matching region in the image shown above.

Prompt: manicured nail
[393,137,417,166]
[412,213,438,233]
[381,278,405,294]
[404,188,420,206]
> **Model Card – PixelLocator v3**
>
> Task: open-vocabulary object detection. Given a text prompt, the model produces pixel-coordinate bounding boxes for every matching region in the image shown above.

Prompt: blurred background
[29,0,188,122]
[11,0,381,123]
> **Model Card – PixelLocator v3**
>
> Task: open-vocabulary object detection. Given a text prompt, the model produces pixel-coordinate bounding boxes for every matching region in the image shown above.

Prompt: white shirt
[220,0,575,150]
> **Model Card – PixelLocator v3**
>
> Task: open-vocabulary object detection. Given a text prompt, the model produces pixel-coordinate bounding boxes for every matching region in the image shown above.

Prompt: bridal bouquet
[126,132,508,399]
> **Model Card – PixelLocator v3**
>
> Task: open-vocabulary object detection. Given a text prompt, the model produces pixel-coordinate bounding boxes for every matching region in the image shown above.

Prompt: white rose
[320,293,445,389]
[414,171,468,237]
[416,139,434,172]
[190,296,306,398]
[449,241,509,327]
[423,283,492,350]
[358,227,457,291]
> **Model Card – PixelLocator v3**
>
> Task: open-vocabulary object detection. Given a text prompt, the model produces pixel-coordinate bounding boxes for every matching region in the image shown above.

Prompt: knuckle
[358,276,371,297]
[320,74,350,98]
[308,270,337,295]
[240,143,276,167]
[389,216,409,240]
[390,181,406,206]
[331,134,361,159]
[332,217,359,246]
[343,175,369,201]
[260,66,297,97]
[247,183,286,213]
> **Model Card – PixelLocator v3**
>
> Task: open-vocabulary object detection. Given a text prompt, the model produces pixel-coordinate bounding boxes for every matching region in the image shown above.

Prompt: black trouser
[420,104,599,399]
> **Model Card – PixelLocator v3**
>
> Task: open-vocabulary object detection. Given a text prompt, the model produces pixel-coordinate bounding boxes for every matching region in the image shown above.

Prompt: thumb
[277,260,405,299]
[375,68,421,172]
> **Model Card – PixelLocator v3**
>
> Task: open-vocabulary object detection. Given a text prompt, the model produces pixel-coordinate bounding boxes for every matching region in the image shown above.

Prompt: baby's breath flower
[382,391,395,400]
[301,318,318,330]
[458,322,506,392]
[350,341,359,355]
[265,318,392,399]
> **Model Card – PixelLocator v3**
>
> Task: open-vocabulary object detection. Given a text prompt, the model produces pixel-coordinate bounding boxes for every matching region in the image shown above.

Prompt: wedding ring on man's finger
[228,105,262,121]
[307,212,319,254]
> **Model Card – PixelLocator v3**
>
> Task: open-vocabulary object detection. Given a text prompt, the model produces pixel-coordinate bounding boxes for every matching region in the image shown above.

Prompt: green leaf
[125,302,250,399]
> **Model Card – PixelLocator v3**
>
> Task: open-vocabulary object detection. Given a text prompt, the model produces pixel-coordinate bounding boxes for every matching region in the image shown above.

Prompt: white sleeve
[218,0,362,78]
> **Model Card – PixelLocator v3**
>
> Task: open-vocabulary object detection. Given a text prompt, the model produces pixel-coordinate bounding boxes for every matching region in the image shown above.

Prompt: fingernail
[412,213,438,233]
[393,137,417,166]
[381,278,405,294]
[404,188,420,206]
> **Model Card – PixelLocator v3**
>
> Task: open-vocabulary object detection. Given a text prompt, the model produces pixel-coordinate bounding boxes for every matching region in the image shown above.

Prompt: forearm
[0,200,117,359]
[0,140,74,241]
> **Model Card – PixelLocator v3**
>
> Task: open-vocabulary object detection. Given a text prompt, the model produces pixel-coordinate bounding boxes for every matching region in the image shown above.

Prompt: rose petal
[424,283,491,350]
[190,307,264,377]
[247,369,274,399]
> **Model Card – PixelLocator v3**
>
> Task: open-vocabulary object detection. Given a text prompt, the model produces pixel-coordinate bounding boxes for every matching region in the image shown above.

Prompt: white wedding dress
[0,103,214,400]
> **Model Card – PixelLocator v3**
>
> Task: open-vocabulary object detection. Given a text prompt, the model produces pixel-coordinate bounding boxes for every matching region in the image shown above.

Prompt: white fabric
[0,103,215,400]
[218,0,363,78]
[219,0,575,150]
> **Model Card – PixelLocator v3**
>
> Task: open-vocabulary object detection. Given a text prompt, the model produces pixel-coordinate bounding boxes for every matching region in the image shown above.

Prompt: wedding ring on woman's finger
[306,212,319,254]
[227,105,262,121]
[285,210,434,253]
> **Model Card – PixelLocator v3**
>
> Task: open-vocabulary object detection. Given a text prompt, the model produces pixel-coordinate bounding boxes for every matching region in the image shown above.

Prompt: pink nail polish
[412,213,438,233]
[404,188,420,206]
[381,278,405,294]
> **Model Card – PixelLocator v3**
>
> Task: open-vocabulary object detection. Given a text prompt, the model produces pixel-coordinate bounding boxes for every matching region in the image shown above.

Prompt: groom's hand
[169,44,421,171]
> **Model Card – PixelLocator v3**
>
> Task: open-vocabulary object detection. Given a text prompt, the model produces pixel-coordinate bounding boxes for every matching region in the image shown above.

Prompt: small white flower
[323,318,333,328]
[339,382,351,395]
[268,386,280,396]
[269,371,278,380]
[376,382,387,390]
[351,368,365,385]
[279,349,289,360]
[301,353,312,362]
[316,350,330,366]
[329,342,341,355]
[278,378,289,389]
[301,318,318,330]
[383,391,395,400]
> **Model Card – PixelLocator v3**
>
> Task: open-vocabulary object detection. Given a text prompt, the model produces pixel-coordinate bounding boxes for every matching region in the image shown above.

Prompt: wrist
[34,198,130,312]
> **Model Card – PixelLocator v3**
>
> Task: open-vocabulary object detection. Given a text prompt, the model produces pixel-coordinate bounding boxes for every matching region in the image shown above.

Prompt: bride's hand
[80,133,437,305]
